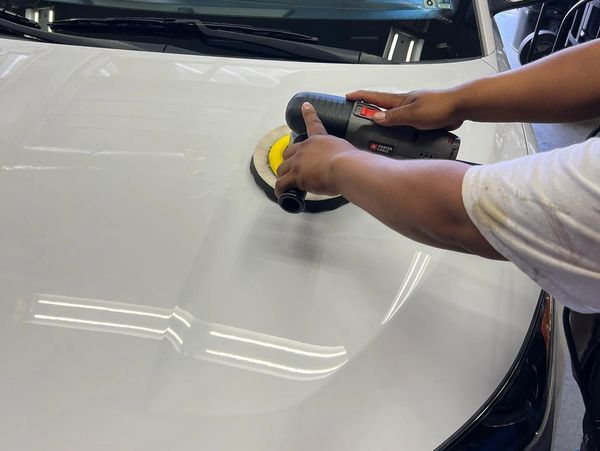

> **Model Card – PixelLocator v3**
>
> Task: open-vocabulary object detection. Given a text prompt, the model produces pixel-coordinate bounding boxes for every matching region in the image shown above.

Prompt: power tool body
[251,91,461,214]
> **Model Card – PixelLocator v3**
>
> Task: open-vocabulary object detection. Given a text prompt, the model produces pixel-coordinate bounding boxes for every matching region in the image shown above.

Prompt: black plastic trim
[435,291,554,450]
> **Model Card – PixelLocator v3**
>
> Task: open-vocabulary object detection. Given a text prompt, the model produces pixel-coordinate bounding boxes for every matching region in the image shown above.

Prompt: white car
[0,1,558,450]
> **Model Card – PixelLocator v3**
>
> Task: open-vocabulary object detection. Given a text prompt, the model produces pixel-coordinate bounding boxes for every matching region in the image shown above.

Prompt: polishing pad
[250,125,347,212]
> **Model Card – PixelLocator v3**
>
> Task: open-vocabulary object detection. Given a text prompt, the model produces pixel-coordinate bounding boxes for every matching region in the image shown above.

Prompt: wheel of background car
[518,30,558,65]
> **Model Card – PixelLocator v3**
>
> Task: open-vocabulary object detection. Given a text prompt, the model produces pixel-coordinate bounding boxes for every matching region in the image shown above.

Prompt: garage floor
[495,10,591,451]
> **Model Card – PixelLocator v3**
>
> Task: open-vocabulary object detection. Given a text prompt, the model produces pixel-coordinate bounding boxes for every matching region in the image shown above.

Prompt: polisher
[250,92,461,214]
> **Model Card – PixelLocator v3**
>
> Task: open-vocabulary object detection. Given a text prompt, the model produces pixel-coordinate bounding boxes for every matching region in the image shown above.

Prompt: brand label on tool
[369,142,394,154]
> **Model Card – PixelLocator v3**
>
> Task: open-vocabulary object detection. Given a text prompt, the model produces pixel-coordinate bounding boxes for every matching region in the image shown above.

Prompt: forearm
[331,151,504,259]
[454,40,600,123]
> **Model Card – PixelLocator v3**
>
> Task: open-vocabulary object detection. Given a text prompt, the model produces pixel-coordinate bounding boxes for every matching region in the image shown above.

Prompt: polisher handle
[285,91,460,160]
[286,92,353,137]
[280,92,460,214]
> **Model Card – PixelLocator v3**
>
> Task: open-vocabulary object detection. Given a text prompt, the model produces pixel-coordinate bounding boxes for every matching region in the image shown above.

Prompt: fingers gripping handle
[279,92,351,214]
[285,92,460,161]
[285,92,353,137]
[278,133,308,214]
[279,92,461,214]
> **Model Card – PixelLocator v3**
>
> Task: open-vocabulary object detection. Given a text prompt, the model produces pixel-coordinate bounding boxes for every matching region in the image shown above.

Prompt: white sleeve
[462,139,600,313]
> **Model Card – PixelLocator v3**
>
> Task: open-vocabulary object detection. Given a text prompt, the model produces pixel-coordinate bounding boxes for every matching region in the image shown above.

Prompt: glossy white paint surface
[0,38,541,450]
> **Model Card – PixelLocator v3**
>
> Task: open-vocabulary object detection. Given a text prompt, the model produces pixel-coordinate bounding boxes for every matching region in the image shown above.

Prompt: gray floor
[495,10,590,451]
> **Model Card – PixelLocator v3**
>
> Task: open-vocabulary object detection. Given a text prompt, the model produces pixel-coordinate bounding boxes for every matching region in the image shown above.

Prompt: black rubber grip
[278,133,308,213]
[285,92,353,137]
[278,187,306,214]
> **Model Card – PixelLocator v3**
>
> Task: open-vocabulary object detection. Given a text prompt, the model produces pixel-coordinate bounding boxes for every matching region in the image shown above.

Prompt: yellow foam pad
[268,134,290,176]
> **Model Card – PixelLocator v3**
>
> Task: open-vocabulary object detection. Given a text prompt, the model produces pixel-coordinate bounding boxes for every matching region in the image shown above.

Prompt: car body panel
[0,38,541,450]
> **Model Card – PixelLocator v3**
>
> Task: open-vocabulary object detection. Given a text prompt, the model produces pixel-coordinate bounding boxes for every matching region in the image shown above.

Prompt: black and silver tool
[278,92,461,213]
[250,91,461,214]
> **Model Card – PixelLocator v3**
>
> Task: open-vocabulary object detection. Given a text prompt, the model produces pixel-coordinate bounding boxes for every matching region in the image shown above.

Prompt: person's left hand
[274,102,359,198]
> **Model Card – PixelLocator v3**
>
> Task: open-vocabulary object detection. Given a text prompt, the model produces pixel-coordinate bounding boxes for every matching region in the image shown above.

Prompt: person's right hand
[346,89,464,131]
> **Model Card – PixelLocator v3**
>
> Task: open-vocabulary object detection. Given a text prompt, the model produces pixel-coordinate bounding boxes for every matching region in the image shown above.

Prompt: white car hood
[0,39,539,450]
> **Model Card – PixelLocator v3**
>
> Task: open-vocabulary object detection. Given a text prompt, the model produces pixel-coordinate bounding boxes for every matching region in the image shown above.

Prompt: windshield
[1,0,481,62]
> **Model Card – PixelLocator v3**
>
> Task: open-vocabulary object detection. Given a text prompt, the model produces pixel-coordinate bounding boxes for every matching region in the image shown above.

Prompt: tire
[518,30,558,65]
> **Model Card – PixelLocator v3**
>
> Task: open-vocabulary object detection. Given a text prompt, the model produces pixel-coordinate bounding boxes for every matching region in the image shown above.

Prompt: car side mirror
[488,0,544,15]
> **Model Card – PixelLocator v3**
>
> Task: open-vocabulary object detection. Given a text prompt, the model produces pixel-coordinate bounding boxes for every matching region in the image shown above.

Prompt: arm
[329,148,503,258]
[275,103,504,259]
[347,39,600,129]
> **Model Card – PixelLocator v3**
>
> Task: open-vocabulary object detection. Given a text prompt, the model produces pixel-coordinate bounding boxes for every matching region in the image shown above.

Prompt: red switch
[366,107,378,118]
[359,104,378,119]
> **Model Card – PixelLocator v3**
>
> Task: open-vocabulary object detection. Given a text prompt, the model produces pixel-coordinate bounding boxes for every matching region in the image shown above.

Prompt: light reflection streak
[387,33,399,61]
[25,295,348,381]
[33,314,165,335]
[406,40,415,62]
[0,165,69,171]
[205,349,348,376]
[174,62,208,74]
[209,330,346,358]
[38,299,192,328]
[33,313,185,344]
[23,145,187,158]
[167,328,184,345]
[382,251,431,324]
[0,55,28,78]
[212,66,250,84]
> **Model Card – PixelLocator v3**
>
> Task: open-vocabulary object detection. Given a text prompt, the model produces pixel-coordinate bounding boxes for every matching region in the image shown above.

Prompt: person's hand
[346,89,464,131]
[274,102,359,197]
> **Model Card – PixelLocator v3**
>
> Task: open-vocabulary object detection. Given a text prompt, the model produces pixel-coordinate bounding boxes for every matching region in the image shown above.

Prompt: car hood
[0,39,539,450]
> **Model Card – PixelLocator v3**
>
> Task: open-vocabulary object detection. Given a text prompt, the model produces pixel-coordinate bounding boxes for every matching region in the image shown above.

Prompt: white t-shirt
[462,138,600,313]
